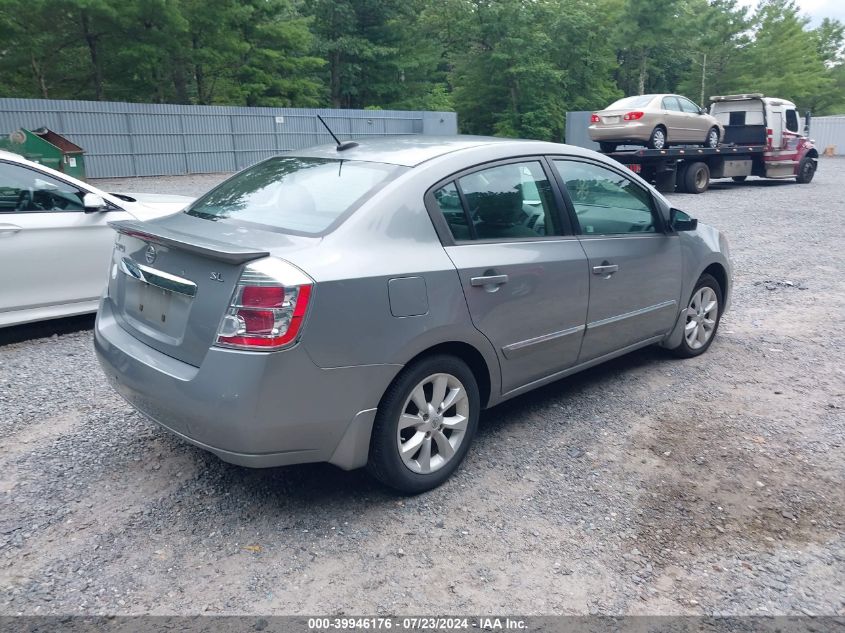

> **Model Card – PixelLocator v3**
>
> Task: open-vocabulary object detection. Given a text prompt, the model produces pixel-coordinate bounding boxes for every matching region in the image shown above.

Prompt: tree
[677,0,750,104]
[727,0,834,112]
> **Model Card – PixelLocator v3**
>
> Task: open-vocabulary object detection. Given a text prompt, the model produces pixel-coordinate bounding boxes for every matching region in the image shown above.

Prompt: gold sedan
[589,94,724,153]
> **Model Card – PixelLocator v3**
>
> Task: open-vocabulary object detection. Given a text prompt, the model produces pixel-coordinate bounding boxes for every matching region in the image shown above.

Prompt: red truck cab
[709,94,818,183]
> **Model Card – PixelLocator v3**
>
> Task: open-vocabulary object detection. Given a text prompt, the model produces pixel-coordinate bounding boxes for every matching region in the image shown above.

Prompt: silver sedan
[95,136,731,493]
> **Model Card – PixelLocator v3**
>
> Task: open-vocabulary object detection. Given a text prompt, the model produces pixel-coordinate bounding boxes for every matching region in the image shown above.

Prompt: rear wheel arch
[398,342,493,409]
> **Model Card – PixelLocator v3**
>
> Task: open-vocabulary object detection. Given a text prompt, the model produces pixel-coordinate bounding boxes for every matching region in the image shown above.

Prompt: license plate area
[604,116,621,124]
[123,275,193,341]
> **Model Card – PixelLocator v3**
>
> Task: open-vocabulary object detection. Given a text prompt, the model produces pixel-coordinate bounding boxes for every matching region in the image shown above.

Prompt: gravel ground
[2,160,844,616]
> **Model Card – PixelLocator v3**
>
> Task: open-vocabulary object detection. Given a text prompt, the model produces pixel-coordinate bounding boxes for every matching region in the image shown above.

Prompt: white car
[0,150,193,327]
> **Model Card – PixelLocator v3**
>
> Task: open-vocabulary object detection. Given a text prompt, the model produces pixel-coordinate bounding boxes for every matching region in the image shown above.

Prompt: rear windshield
[186,157,406,235]
[606,95,655,110]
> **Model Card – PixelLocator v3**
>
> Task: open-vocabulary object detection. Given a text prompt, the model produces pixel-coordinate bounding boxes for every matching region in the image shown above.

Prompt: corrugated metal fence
[0,99,458,178]
[811,115,845,153]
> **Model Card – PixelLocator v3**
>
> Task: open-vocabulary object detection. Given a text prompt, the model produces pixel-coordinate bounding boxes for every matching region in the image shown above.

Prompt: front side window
[187,157,407,235]
[0,162,85,213]
[554,160,657,235]
[679,97,701,114]
[785,109,800,133]
[440,161,559,241]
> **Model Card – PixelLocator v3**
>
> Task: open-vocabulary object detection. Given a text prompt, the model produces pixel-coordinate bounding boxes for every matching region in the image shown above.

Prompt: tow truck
[600,94,819,193]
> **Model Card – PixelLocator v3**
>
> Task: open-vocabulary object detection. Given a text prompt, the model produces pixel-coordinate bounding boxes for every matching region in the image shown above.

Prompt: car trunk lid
[106,215,314,367]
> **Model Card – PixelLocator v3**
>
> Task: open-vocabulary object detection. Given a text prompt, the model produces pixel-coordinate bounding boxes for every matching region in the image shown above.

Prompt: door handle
[470,274,509,287]
[592,263,619,276]
[0,224,22,236]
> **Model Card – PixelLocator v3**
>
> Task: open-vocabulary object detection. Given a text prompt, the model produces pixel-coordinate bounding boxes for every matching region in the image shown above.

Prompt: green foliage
[1,0,844,130]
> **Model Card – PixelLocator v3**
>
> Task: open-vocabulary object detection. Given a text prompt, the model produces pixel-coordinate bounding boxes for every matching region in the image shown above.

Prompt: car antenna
[317,115,358,151]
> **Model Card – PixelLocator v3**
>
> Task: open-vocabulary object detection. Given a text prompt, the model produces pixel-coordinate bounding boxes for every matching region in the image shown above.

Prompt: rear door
[661,96,686,141]
[427,158,589,394]
[0,160,130,316]
[551,158,681,362]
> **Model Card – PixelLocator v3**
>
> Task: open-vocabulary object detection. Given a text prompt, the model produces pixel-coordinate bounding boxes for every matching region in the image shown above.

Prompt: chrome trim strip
[500,334,666,400]
[120,257,197,297]
[586,299,677,330]
[502,324,585,359]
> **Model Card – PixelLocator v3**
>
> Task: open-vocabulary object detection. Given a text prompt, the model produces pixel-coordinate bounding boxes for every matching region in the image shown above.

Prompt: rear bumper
[588,123,649,143]
[94,301,400,469]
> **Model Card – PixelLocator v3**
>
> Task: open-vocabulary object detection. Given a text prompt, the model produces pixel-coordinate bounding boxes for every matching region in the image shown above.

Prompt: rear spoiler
[109,220,270,265]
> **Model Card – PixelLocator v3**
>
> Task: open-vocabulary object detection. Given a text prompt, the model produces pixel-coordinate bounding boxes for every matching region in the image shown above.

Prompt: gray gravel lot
[2,160,844,616]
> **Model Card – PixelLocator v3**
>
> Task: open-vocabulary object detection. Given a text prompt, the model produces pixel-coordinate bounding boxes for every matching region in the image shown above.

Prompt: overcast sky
[738,0,845,25]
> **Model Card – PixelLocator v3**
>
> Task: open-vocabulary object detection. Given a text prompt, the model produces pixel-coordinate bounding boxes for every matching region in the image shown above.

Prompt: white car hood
[111,192,195,220]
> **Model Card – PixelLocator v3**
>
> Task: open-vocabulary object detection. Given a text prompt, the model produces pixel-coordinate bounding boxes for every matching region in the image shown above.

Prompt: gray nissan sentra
[95,136,731,493]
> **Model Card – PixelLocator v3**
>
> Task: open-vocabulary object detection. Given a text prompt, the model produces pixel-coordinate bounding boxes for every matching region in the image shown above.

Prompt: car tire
[683,161,710,194]
[704,127,720,148]
[795,156,816,184]
[367,355,480,494]
[599,142,617,153]
[669,273,723,358]
[647,126,667,150]
[731,176,747,183]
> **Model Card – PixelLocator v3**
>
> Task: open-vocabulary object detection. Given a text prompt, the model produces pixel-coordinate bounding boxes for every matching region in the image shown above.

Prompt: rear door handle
[592,264,619,275]
[0,224,22,236]
[470,274,509,287]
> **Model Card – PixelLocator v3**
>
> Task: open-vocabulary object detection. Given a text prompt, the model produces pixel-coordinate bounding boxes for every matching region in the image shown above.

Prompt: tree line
[1,0,843,141]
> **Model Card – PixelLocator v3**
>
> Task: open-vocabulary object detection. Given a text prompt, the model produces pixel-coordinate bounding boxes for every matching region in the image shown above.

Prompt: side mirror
[83,192,107,213]
[670,207,698,232]
[699,107,707,115]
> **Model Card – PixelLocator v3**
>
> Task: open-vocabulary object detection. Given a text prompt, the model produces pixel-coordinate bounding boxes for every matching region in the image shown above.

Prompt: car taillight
[623,111,644,121]
[590,114,600,123]
[215,257,313,350]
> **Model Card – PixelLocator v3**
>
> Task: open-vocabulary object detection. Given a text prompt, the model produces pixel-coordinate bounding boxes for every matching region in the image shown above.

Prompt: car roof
[288,135,579,167]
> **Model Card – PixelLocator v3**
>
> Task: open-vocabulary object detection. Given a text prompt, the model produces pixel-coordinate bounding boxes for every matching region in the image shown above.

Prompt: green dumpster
[0,127,86,180]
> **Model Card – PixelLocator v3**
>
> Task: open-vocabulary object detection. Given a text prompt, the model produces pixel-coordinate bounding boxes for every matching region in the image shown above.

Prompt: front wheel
[795,157,816,184]
[367,355,480,494]
[704,127,720,148]
[669,274,723,358]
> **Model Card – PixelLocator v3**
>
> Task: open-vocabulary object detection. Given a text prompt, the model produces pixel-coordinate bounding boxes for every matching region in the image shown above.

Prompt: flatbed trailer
[594,94,818,193]
[606,144,768,194]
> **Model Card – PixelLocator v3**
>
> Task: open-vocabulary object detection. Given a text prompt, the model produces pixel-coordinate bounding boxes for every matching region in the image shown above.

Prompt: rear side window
[433,161,559,242]
[662,97,682,112]
[186,157,406,235]
[554,160,657,235]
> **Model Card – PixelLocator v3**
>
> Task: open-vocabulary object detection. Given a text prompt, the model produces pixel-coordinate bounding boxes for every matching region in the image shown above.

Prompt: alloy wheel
[684,286,719,349]
[396,373,469,474]
[652,129,666,149]
[707,129,719,148]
